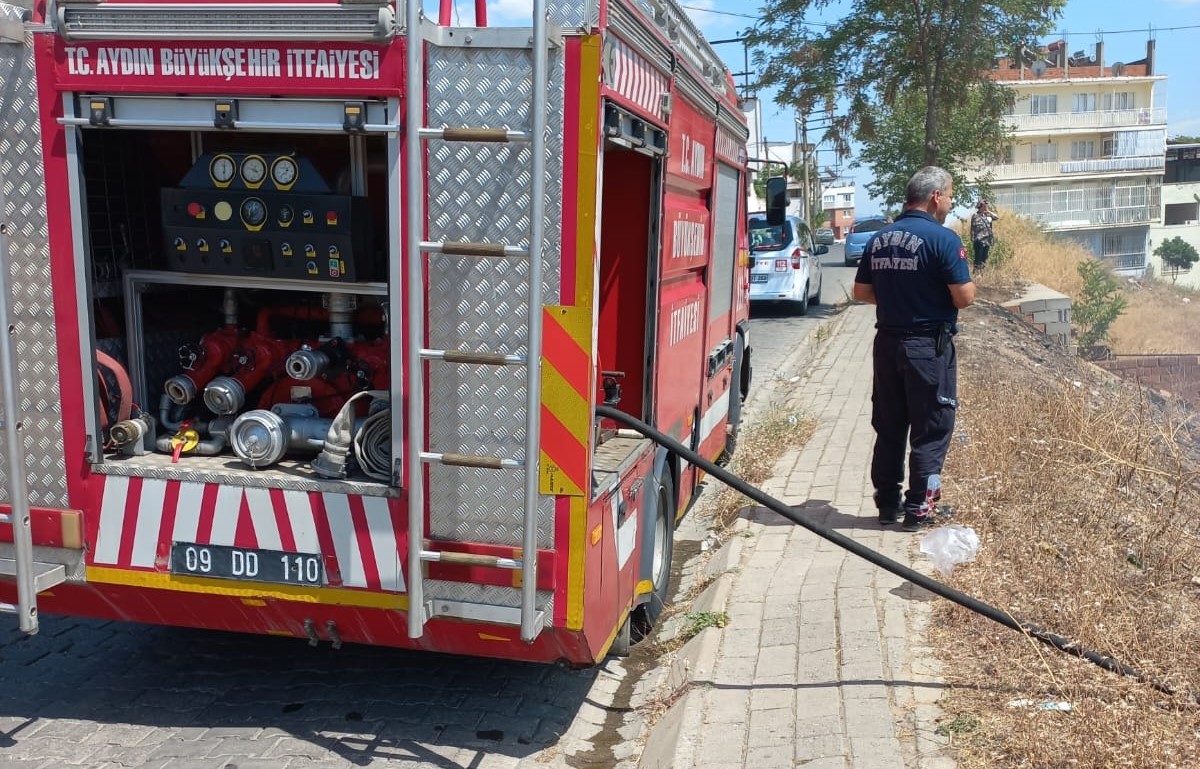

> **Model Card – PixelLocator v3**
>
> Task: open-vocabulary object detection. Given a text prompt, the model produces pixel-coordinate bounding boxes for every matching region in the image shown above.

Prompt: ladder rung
[419,127,532,143]
[421,550,522,569]
[421,349,524,366]
[422,452,522,470]
[422,241,529,259]
[0,558,67,593]
[429,599,545,627]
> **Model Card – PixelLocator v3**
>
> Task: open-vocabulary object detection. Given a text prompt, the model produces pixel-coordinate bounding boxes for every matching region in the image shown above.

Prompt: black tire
[795,282,809,316]
[725,334,746,458]
[631,471,676,643]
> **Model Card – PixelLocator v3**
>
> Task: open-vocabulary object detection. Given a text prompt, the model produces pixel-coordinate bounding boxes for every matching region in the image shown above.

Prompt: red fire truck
[0,0,752,665]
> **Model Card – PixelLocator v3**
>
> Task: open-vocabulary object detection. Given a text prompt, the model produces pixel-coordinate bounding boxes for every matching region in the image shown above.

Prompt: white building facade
[981,41,1165,275]
[1148,144,1200,288]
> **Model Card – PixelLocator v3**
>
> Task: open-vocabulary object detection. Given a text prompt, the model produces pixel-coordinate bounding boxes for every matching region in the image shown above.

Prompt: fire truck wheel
[631,469,676,643]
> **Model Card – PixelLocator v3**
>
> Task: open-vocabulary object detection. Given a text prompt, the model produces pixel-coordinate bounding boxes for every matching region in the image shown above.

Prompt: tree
[1153,236,1200,283]
[751,160,803,199]
[1073,259,1127,353]
[746,0,1064,195]
[1168,135,1200,145]
[854,85,1010,208]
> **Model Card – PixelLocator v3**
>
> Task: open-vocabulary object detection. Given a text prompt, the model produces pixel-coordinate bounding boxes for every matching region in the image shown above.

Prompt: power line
[1052,24,1200,36]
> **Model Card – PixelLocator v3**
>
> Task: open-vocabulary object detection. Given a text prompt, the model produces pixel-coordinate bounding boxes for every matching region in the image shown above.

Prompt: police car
[748,212,827,315]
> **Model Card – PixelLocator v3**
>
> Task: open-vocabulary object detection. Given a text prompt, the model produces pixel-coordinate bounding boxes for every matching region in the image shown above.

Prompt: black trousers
[972,239,991,270]
[870,331,958,512]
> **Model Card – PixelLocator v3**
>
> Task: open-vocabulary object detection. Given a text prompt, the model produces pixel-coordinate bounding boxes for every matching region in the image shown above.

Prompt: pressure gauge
[240,155,267,188]
[209,154,236,188]
[271,156,299,190]
[240,197,267,230]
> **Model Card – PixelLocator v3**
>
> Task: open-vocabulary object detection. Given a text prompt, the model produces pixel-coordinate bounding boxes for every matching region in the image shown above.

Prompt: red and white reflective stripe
[93,476,405,592]
[716,129,741,164]
[611,37,668,116]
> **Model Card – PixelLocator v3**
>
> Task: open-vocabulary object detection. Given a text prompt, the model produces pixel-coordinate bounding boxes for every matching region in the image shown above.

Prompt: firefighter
[851,166,976,532]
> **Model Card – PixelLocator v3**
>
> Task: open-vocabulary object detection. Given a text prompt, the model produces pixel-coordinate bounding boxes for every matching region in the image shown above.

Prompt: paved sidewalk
[677,304,954,769]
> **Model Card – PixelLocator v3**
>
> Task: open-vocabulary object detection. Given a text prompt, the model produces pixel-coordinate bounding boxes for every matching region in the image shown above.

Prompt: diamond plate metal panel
[424,44,565,549]
[0,10,68,509]
[547,0,593,30]
[426,580,553,628]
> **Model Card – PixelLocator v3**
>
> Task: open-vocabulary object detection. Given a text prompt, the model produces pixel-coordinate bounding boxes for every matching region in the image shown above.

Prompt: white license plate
[750,274,769,283]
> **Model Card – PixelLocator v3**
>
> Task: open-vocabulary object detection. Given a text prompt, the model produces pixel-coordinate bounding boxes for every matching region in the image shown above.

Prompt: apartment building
[820,183,855,240]
[980,40,1166,275]
[1148,143,1200,288]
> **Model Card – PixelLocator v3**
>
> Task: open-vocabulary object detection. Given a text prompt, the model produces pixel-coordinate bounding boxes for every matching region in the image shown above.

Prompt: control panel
[161,152,375,282]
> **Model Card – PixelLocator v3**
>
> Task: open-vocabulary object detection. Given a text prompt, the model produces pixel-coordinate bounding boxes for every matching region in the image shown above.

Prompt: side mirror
[765,176,787,225]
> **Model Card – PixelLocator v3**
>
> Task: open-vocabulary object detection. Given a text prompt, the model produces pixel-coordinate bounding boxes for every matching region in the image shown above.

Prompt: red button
[187,202,203,217]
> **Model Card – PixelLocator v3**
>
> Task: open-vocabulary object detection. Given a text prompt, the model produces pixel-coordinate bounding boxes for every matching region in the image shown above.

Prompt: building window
[823,194,834,205]
[1031,143,1058,162]
[1164,202,1200,225]
[1070,140,1096,160]
[1104,92,1135,111]
[839,193,853,205]
[1072,93,1097,112]
[1030,94,1057,115]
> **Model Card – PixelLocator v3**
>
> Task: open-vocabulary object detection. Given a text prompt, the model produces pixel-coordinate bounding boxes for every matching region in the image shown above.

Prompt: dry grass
[710,407,816,532]
[960,211,1200,355]
[930,300,1200,769]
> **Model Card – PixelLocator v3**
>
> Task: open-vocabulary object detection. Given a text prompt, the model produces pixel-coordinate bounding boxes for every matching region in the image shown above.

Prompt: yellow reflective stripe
[85,566,408,610]
[566,496,588,630]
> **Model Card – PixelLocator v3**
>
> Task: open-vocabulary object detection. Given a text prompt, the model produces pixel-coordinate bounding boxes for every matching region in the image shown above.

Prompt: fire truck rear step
[0,558,66,598]
[404,0,555,643]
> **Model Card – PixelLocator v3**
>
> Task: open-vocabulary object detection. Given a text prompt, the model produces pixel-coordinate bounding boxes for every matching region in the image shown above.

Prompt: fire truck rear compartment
[79,124,395,491]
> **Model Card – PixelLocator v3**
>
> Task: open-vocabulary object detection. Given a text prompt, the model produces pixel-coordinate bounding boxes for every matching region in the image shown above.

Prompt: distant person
[970,199,1000,273]
[852,166,976,532]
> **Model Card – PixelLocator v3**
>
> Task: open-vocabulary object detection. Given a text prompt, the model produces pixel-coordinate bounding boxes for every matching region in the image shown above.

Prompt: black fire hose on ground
[595,405,1180,699]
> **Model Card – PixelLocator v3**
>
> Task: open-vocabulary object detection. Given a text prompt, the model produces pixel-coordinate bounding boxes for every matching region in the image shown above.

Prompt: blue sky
[432,0,1200,214]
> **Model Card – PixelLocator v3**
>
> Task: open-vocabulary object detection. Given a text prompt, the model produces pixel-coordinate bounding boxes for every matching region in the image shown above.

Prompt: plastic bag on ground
[919,524,981,576]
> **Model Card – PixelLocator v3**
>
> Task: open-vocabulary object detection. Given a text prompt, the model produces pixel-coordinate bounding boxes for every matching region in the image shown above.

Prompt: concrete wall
[1094,355,1200,405]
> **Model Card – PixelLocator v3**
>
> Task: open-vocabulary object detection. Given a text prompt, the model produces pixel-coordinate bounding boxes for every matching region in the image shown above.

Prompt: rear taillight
[790,249,807,269]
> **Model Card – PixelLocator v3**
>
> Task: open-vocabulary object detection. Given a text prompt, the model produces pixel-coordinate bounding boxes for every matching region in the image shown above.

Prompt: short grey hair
[905,166,952,205]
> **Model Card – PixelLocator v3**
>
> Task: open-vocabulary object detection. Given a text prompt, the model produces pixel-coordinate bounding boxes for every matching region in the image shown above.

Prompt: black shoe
[901,505,954,532]
[877,504,903,524]
[901,512,935,532]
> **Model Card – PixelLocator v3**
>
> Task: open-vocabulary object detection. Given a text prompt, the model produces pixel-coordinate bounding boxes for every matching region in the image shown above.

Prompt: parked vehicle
[748,213,826,315]
[0,0,754,665]
[844,215,890,266]
[815,227,835,245]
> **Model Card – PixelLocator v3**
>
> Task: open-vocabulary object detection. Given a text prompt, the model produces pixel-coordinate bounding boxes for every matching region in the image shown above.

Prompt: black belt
[876,325,941,337]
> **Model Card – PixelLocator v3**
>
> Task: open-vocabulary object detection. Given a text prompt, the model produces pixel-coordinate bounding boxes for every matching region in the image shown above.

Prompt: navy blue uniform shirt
[853,210,972,331]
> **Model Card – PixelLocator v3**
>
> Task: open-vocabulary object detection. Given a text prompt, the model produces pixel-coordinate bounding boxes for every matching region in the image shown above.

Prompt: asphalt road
[0,247,854,769]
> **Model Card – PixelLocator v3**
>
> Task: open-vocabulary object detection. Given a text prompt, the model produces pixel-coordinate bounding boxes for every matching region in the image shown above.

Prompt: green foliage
[752,160,805,199]
[1167,135,1200,145]
[680,611,728,641]
[1152,236,1200,283]
[854,86,1010,209]
[1073,259,1128,351]
[746,0,1063,186]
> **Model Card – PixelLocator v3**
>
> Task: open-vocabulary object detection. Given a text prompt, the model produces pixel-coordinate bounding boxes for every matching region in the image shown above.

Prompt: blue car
[844,215,890,266]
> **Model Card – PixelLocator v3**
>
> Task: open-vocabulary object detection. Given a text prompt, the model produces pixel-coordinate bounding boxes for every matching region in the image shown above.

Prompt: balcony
[986,155,1165,182]
[1000,205,1160,230]
[1006,107,1167,133]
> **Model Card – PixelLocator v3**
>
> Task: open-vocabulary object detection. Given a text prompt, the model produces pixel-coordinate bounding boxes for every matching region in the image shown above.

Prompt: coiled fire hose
[353,406,392,482]
[595,405,1184,699]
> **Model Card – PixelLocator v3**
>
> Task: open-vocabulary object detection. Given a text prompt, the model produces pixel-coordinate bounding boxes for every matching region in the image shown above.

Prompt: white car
[748,213,826,315]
